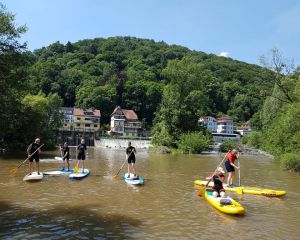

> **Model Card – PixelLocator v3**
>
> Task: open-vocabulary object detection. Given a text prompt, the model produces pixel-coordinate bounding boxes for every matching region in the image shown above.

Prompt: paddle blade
[112,175,118,180]
[10,168,17,174]
[198,186,206,197]
[74,165,78,173]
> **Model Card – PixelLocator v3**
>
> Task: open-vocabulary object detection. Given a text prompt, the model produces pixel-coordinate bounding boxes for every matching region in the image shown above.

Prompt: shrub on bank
[244,131,263,149]
[279,153,300,172]
[219,140,238,152]
[178,132,211,154]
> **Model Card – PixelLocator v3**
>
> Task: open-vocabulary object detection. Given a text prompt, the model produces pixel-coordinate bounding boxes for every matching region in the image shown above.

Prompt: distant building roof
[73,108,101,117]
[111,106,138,120]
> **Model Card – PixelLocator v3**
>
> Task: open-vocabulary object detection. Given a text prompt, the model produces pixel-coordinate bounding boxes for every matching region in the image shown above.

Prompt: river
[0,147,299,239]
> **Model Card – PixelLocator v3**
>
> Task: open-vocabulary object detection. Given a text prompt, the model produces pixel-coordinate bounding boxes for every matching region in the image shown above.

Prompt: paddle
[112,149,134,179]
[10,144,44,174]
[198,151,229,197]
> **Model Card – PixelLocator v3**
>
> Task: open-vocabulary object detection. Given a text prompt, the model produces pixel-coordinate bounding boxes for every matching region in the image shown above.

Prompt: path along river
[0,147,299,239]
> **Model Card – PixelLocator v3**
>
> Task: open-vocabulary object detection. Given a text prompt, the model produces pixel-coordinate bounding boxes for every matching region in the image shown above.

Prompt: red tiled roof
[111,106,138,120]
[73,108,101,117]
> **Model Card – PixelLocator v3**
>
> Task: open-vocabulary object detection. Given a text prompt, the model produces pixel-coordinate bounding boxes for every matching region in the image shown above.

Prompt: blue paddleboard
[124,173,144,185]
[69,168,90,179]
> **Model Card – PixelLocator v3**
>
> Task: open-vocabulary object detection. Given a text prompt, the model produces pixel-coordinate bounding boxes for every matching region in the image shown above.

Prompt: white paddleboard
[54,156,73,161]
[43,169,74,176]
[23,172,43,182]
[69,168,90,180]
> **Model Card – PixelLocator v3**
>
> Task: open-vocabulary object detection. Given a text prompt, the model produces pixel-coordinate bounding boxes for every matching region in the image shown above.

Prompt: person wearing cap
[225,149,240,187]
[27,138,42,175]
[212,167,226,197]
[126,141,137,178]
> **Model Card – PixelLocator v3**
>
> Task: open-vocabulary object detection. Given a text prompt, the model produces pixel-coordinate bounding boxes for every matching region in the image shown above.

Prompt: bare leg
[82,160,85,173]
[132,163,136,176]
[29,162,32,174]
[66,159,70,170]
[37,162,40,174]
[227,172,232,185]
[231,172,235,185]
[127,164,130,177]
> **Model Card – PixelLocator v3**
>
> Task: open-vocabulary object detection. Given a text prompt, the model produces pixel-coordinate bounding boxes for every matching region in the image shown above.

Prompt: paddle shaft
[238,158,241,186]
[113,149,134,177]
[16,144,44,169]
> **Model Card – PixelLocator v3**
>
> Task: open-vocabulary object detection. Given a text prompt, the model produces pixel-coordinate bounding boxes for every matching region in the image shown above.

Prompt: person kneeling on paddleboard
[208,167,226,198]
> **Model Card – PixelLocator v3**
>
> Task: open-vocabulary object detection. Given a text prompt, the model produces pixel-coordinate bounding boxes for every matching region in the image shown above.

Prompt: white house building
[198,116,217,132]
[110,106,142,137]
[216,117,234,134]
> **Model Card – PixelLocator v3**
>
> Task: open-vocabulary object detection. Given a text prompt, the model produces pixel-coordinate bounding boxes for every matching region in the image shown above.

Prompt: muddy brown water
[0,147,299,239]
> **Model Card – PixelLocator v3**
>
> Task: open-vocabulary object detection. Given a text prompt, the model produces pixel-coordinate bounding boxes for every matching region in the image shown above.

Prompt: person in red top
[224,149,240,187]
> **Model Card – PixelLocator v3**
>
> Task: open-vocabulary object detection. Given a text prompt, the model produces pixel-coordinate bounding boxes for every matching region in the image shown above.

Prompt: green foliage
[243,131,263,149]
[219,140,238,152]
[279,153,300,172]
[178,132,211,154]
[262,103,300,156]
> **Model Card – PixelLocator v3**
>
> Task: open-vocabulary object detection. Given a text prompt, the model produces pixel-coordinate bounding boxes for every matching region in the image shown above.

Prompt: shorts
[29,155,39,162]
[128,157,136,164]
[213,186,225,193]
[63,155,70,161]
[225,160,235,172]
[77,153,85,160]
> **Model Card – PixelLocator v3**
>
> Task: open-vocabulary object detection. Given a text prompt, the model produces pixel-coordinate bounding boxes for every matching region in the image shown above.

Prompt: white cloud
[218,51,230,57]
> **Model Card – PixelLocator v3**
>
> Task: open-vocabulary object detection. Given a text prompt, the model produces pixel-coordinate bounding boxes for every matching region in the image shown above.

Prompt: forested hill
[29,36,275,124]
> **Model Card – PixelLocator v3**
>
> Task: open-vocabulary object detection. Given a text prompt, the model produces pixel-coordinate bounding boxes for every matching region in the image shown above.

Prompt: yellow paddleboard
[204,189,245,215]
[195,180,286,197]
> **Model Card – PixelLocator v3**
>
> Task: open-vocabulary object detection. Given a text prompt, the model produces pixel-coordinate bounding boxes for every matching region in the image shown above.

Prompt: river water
[0,147,299,239]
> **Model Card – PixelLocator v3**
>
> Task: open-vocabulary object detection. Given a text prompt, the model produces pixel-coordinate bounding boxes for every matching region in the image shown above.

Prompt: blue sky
[2,0,300,65]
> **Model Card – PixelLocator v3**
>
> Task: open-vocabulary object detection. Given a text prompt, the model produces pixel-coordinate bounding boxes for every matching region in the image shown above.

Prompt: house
[58,107,101,146]
[73,108,101,132]
[236,121,252,136]
[216,117,234,134]
[199,115,240,142]
[198,116,217,132]
[110,106,142,137]
[60,107,74,131]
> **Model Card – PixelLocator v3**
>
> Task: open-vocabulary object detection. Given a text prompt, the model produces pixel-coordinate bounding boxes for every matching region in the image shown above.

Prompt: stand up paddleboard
[23,172,43,182]
[195,180,286,197]
[205,189,245,215]
[124,173,144,185]
[43,169,74,176]
[69,168,90,180]
[54,156,73,161]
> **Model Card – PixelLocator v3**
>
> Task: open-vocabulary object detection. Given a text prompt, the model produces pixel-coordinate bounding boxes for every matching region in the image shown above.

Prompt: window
[94,124,98,128]
[85,124,90,127]
[64,124,67,126]
[77,124,80,127]
[77,117,80,120]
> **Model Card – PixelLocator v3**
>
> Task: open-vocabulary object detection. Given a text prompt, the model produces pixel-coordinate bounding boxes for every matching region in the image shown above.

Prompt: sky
[2,0,300,65]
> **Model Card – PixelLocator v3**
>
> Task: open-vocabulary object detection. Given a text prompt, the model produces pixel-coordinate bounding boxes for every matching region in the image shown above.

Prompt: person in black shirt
[126,141,137,178]
[61,142,70,171]
[76,138,88,172]
[211,167,226,198]
[27,138,41,175]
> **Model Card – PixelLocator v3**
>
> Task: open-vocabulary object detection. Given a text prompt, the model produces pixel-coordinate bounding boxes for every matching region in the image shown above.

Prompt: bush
[246,131,263,149]
[219,140,237,152]
[178,132,211,154]
[279,153,300,172]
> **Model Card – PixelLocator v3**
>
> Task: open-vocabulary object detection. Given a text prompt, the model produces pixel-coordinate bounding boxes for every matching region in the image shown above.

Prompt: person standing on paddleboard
[225,149,240,187]
[61,142,70,171]
[76,138,88,173]
[126,141,137,178]
[27,138,41,175]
